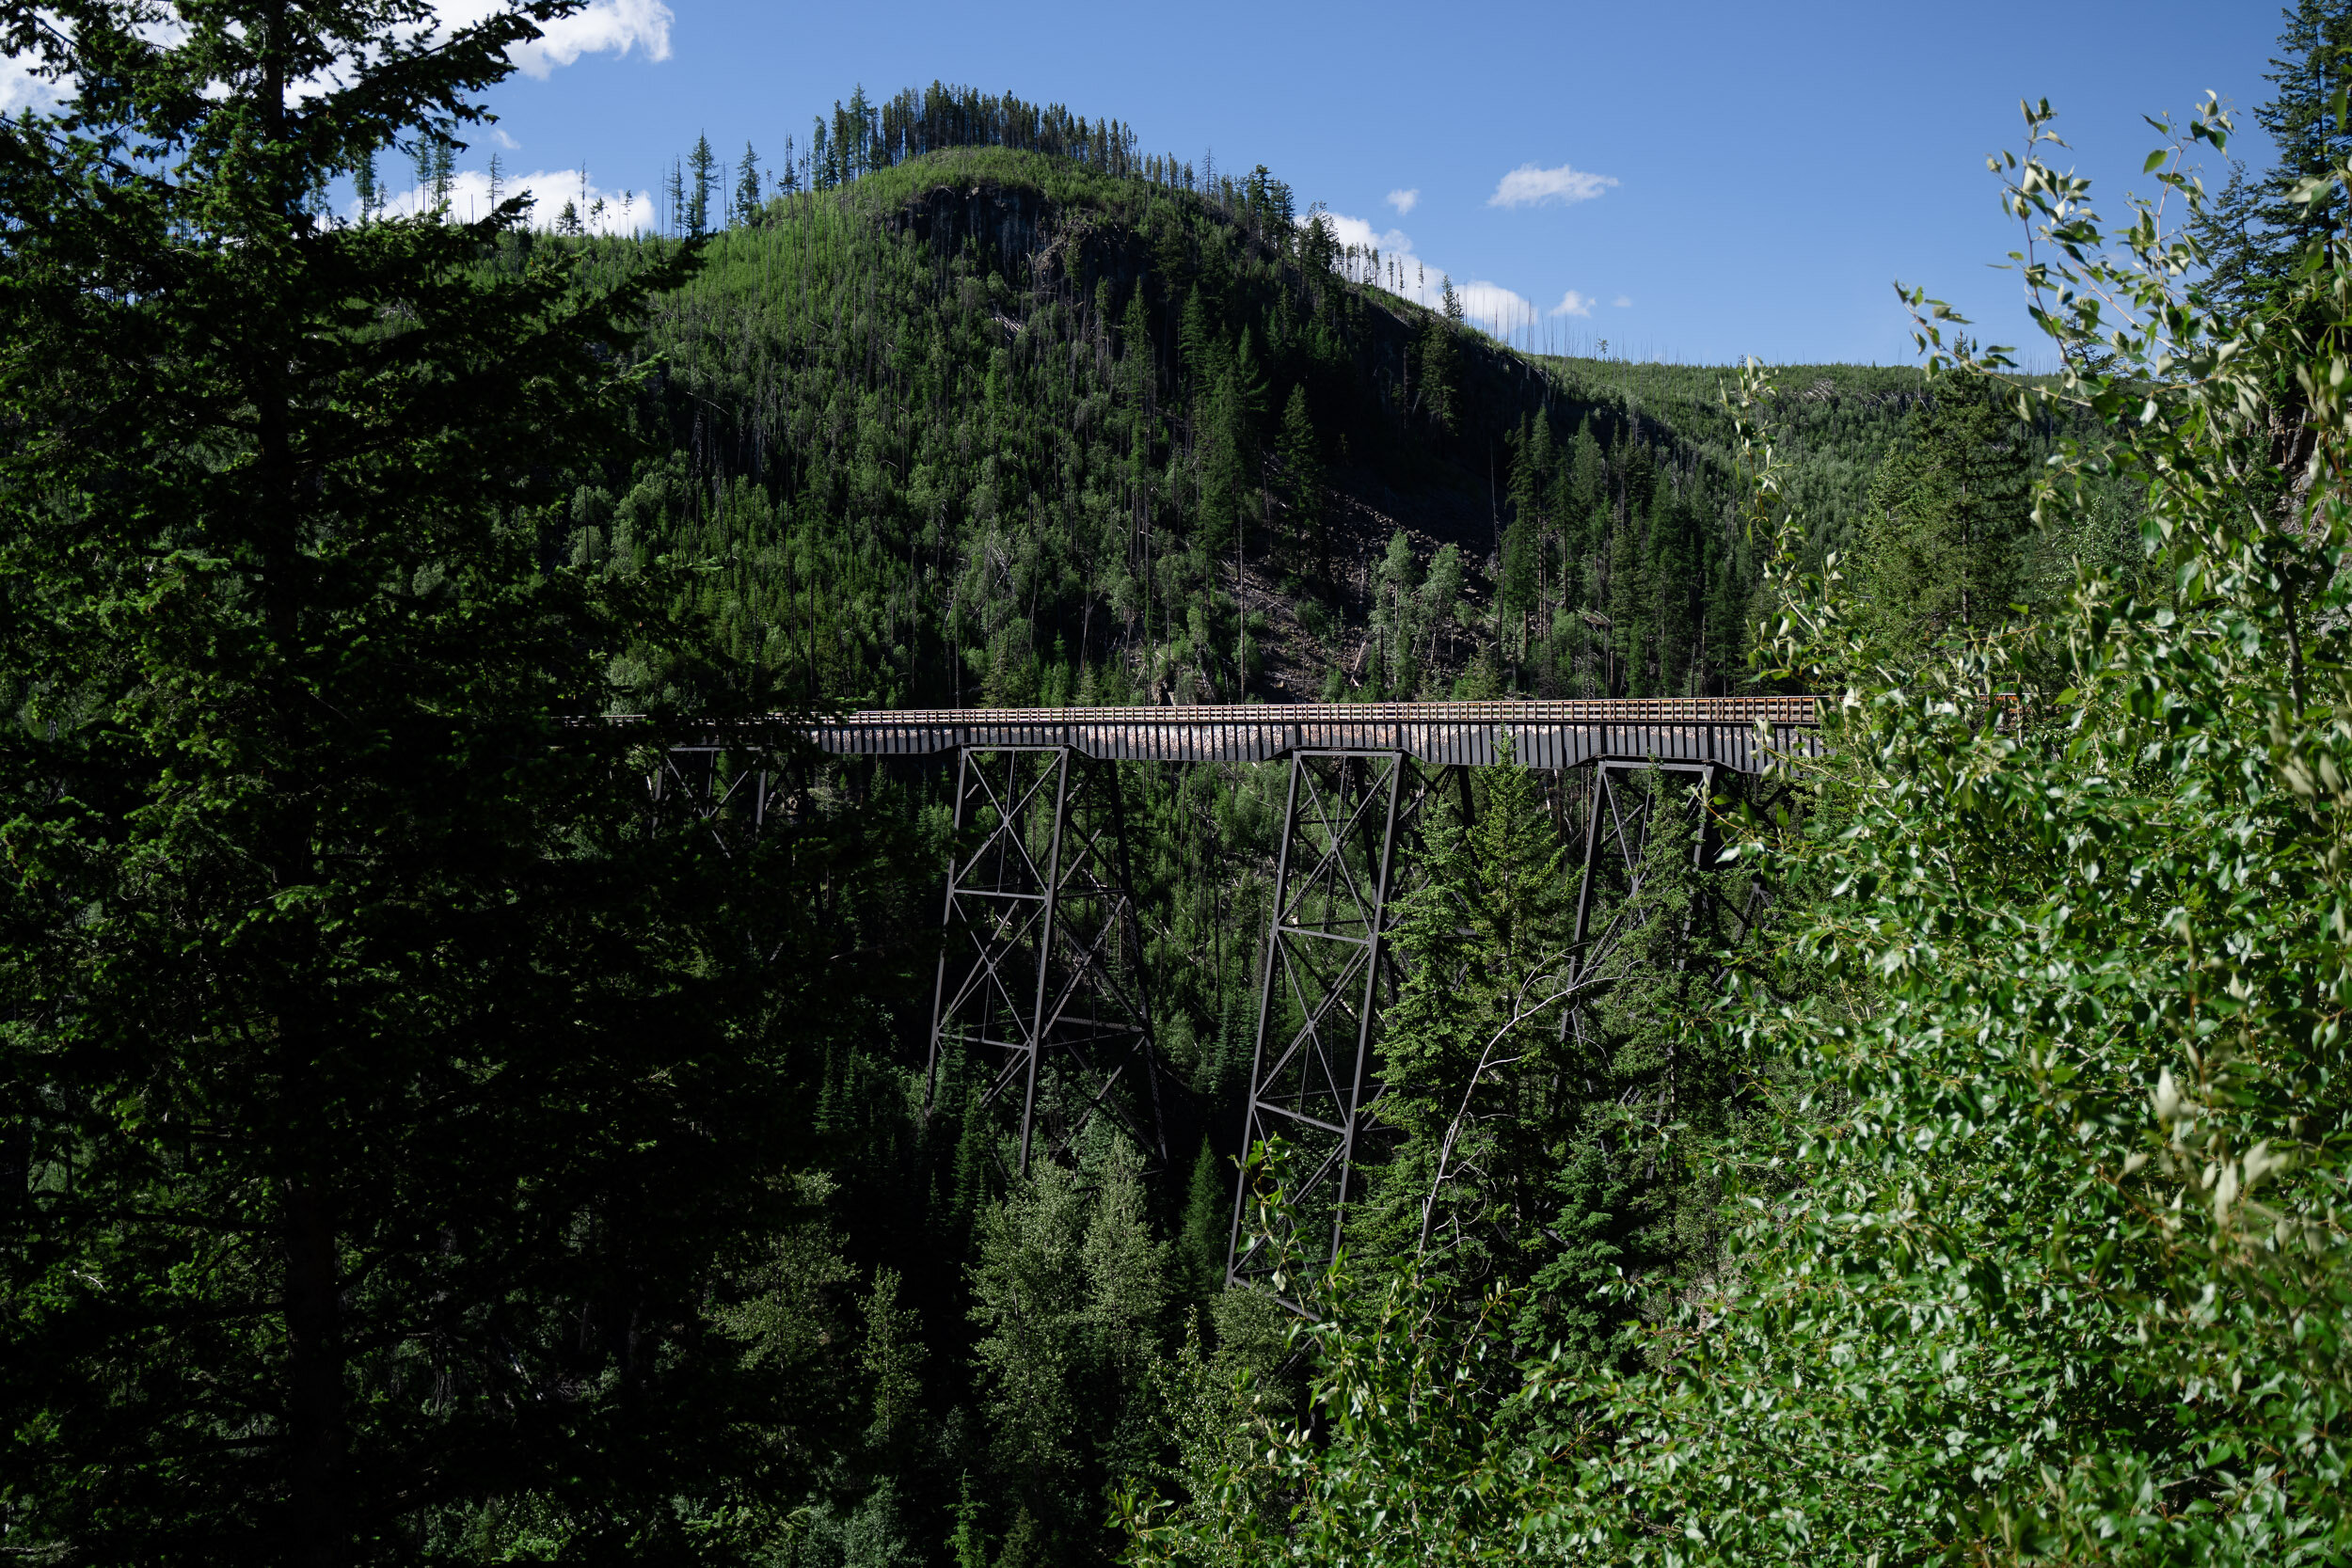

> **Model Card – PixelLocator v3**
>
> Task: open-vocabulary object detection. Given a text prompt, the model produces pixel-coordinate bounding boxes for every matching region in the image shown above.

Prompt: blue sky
[20,0,2293,366]
[464,0,2284,365]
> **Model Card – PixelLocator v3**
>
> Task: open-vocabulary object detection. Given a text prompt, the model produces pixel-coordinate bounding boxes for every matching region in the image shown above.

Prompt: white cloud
[1310,210,1545,336]
[1488,160,1617,209]
[509,0,672,76]
[1550,290,1596,318]
[1385,187,1419,215]
[373,167,655,235]
[427,0,673,77]
[489,126,520,150]
[1322,211,1414,261]
[4,0,668,119]
[1456,279,1538,331]
[1613,294,1632,309]
[0,53,56,113]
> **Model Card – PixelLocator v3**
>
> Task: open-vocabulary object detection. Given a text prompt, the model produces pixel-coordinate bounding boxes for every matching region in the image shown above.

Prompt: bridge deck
[794,698,1821,771]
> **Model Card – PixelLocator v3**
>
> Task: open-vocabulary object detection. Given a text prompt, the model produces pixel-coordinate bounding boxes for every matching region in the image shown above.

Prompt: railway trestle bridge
[653,698,1822,1294]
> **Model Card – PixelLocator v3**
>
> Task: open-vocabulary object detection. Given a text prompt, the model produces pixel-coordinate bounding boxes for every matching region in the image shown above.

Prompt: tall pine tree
[687,131,717,238]
[2196,0,2352,309]
[1278,383,1327,579]
[0,3,868,1559]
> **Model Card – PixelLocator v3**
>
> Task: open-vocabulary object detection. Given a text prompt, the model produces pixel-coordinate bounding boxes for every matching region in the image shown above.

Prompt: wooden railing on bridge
[802,695,1822,771]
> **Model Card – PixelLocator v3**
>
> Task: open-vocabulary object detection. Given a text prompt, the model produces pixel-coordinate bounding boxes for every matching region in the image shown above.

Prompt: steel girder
[1570,759,1792,979]
[927,745,1167,1175]
[1570,760,1719,978]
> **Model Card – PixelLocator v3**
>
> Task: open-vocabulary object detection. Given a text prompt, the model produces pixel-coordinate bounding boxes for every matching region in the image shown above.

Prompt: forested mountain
[557,117,2105,720]
[10,5,2346,1567]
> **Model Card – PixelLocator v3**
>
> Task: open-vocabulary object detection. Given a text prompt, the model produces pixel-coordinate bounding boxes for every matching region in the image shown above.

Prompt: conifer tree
[1569,418,1604,515]
[1856,370,2030,651]
[687,132,716,238]
[1178,285,1216,395]
[2196,0,2352,309]
[846,84,875,178]
[0,2,865,1558]
[1608,507,1647,695]
[1175,1140,1228,1302]
[1418,316,1458,435]
[734,139,761,227]
[1540,436,1578,623]
[1499,418,1549,666]
[1356,763,1573,1274]
[1120,287,1156,456]
[1649,468,1697,695]
[1299,206,1338,275]
[1206,326,1266,574]
[1702,503,1747,694]
[1277,383,1327,578]
[969,1144,1168,1561]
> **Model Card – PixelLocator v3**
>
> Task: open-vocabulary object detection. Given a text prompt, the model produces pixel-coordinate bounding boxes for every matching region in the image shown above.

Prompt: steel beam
[928,745,1165,1174]
[646,738,788,850]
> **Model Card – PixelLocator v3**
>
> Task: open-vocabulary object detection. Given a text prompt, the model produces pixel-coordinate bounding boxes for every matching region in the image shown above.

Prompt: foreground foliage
[1125,96,2352,1568]
[0,2,921,1559]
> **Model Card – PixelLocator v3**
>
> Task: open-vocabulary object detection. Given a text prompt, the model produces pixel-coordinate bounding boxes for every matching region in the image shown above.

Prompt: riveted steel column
[1227,752,1303,1291]
[923,747,977,1113]
[1330,753,1403,1267]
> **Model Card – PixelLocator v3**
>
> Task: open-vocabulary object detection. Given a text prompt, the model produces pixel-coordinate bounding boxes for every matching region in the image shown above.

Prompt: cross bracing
[927,746,1164,1177]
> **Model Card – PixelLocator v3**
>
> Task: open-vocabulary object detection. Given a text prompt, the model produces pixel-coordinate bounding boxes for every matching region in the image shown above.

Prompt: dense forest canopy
[4,2,2350,1566]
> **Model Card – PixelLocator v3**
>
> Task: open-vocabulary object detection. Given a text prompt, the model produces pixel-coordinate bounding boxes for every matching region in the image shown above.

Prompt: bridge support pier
[1227,753,1788,1301]
[928,745,1165,1175]
[647,736,796,848]
[1570,760,1718,978]
[1226,749,1446,1301]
